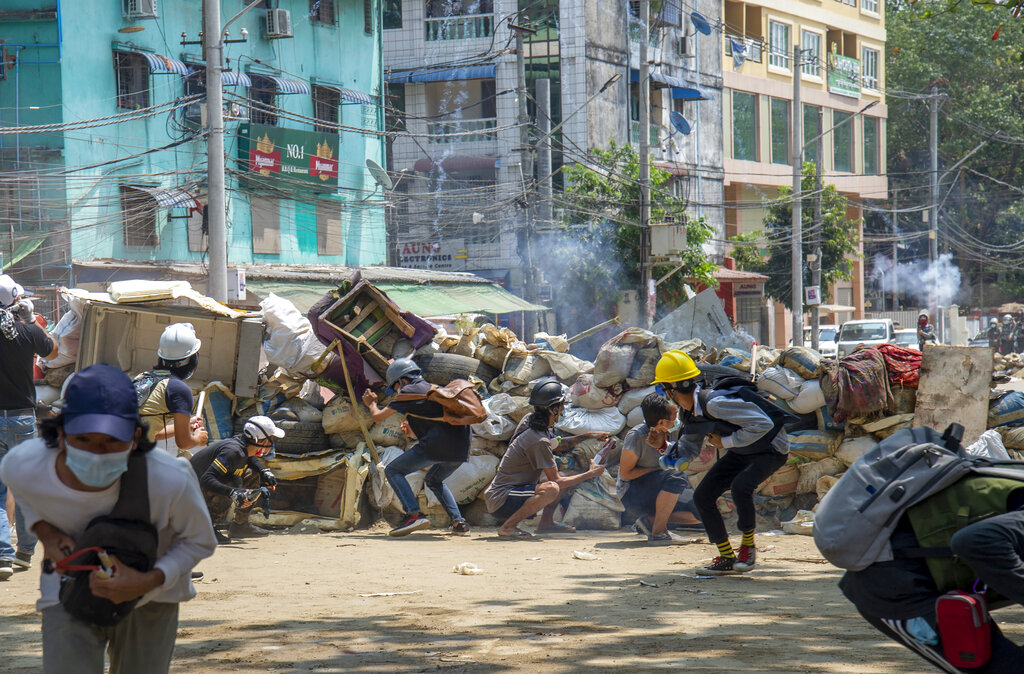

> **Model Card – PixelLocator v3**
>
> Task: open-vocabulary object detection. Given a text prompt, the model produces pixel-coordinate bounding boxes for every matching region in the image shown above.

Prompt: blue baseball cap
[62,364,140,442]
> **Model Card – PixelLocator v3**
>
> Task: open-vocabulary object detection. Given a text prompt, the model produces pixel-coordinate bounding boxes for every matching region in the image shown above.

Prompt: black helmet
[529,378,566,409]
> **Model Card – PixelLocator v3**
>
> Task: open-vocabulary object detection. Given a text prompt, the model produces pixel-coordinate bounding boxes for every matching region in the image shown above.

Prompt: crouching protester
[618,393,702,545]
[652,350,794,575]
[484,379,605,538]
[363,358,472,537]
[816,426,1024,672]
[189,415,282,543]
[0,363,216,674]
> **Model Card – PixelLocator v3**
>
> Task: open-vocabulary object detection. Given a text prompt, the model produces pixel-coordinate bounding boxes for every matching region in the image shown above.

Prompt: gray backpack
[814,425,1004,570]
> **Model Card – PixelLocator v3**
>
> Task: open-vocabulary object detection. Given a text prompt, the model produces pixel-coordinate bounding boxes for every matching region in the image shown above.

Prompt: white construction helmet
[1004,314,1014,325]
[158,323,202,361]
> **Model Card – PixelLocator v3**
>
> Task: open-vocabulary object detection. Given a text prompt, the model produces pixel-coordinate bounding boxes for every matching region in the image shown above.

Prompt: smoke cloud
[870,252,965,309]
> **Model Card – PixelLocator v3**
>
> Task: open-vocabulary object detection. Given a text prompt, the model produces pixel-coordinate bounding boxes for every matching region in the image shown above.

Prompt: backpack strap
[107,451,152,522]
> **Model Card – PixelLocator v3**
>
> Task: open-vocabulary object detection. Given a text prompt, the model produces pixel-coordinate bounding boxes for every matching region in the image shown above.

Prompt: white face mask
[64,443,131,488]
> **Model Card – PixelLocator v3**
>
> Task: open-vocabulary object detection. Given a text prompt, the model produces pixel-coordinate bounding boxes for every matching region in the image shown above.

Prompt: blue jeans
[0,413,39,561]
[384,445,464,523]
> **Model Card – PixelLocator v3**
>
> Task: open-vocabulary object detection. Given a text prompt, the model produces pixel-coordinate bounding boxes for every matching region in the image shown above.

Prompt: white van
[803,324,840,359]
[835,318,896,358]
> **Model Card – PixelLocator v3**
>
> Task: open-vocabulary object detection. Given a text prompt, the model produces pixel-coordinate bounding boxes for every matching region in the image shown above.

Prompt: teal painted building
[0,0,386,290]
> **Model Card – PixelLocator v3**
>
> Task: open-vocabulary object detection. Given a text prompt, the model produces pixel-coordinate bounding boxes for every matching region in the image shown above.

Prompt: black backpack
[682,376,800,445]
[57,451,158,627]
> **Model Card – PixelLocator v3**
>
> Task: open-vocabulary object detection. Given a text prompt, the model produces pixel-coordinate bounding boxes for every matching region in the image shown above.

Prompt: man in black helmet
[484,379,606,538]
[362,358,471,537]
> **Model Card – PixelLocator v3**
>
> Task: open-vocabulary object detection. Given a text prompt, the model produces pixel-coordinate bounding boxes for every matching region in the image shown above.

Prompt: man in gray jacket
[652,351,792,576]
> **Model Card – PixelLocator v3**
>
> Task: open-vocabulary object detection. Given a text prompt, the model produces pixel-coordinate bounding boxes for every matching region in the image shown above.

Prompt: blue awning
[187,66,252,87]
[672,87,711,101]
[339,87,373,104]
[386,64,495,84]
[250,74,310,95]
[116,50,190,76]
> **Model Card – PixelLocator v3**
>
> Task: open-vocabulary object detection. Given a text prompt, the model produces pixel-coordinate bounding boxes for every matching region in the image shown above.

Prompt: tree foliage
[730,164,861,310]
[886,0,1024,298]
[553,141,716,324]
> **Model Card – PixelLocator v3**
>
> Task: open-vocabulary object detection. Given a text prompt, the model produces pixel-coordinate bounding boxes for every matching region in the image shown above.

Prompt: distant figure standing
[916,311,937,353]
[1000,314,1018,355]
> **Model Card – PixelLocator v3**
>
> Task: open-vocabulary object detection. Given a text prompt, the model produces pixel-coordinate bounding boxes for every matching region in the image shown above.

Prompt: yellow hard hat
[651,350,701,384]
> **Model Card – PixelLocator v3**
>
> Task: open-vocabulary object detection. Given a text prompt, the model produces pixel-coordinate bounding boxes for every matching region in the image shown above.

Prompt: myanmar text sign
[237,123,339,189]
[827,53,861,99]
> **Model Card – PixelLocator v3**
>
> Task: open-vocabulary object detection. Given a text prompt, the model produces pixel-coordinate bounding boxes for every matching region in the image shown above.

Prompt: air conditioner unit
[264,9,293,39]
[123,0,158,19]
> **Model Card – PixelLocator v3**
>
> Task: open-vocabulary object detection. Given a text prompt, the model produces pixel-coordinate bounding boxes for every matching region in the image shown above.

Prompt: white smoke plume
[870,253,964,309]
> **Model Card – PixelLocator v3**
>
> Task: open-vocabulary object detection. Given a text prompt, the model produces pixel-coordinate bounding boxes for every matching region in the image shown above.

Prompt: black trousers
[693,450,786,544]
[856,511,1024,672]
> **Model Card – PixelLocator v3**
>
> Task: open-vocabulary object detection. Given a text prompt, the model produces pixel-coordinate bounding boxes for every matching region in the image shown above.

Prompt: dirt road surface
[2,526,1022,672]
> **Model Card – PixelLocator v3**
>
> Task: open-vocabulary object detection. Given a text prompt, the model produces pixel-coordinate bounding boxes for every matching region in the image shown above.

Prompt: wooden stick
[335,341,380,464]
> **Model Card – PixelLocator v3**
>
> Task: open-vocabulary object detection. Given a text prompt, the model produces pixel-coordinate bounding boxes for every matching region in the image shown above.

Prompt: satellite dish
[670,111,691,135]
[365,158,393,191]
[690,12,711,36]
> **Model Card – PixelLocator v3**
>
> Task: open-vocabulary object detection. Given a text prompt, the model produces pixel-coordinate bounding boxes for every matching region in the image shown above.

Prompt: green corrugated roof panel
[246,279,547,316]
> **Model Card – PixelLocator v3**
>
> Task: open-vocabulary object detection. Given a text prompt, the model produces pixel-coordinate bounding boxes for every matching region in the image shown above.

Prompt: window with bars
[801,30,821,77]
[384,0,402,28]
[121,186,159,247]
[768,20,790,70]
[249,75,278,126]
[312,85,340,133]
[364,0,374,34]
[861,47,879,90]
[310,0,336,24]
[114,52,149,110]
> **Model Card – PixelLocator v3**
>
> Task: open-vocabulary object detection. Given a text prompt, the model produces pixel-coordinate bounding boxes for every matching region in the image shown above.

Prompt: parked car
[893,328,920,350]
[802,324,839,359]
[836,318,896,358]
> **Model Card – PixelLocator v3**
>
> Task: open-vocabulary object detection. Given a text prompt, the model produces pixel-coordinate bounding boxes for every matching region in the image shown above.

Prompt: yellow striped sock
[716,540,735,559]
[741,529,755,547]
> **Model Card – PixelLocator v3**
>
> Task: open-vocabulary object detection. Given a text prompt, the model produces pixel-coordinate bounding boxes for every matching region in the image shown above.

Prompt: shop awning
[3,233,47,270]
[129,186,201,209]
[386,64,495,84]
[339,88,373,104]
[252,74,310,95]
[115,49,190,76]
[246,279,547,316]
[187,65,252,87]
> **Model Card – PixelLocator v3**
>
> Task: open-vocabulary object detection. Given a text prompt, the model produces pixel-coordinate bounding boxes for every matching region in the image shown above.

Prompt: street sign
[806,285,821,306]
[827,52,861,99]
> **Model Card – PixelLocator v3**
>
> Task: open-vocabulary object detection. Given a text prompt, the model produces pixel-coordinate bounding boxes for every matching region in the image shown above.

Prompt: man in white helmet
[0,274,58,578]
[135,323,208,456]
[189,416,282,543]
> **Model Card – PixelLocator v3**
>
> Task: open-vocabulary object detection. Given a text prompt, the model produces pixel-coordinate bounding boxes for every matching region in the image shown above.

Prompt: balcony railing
[426,117,498,143]
[631,121,660,146]
[724,35,764,63]
[425,14,493,41]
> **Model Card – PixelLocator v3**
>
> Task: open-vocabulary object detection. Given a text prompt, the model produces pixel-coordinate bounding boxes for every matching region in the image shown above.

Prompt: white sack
[790,379,826,414]
[260,293,327,376]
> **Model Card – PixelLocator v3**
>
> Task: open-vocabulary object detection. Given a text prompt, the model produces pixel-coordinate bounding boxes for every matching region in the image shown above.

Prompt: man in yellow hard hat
[652,350,793,576]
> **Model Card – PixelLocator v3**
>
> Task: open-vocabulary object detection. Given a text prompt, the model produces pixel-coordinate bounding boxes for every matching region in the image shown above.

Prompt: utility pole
[929,84,939,265]
[790,44,804,346]
[516,31,538,340]
[536,78,553,227]
[205,0,228,302]
[638,0,652,329]
[810,107,822,352]
[891,187,898,311]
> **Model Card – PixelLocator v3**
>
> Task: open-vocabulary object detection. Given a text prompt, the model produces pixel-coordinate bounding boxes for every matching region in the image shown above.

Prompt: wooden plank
[913,345,993,445]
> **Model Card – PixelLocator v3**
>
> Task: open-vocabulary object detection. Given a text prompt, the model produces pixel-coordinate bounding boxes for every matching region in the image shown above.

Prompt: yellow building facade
[721,0,887,346]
